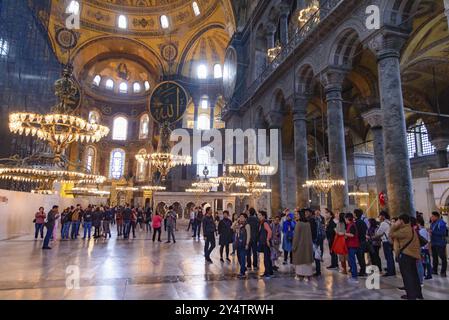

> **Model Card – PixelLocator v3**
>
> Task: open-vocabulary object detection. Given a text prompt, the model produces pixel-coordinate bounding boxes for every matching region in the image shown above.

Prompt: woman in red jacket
[152,212,163,242]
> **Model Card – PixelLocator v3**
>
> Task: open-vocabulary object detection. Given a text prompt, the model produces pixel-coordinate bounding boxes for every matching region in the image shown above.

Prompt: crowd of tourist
[34,203,448,300]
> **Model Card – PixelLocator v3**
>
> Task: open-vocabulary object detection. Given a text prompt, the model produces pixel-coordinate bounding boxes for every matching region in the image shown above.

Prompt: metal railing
[224,0,343,114]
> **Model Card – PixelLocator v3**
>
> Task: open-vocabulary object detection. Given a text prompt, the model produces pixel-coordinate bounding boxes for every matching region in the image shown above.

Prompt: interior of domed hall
[0,0,449,301]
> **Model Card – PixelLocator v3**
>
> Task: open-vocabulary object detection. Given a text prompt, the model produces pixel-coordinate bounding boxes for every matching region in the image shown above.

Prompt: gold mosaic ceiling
[43,0,235,84]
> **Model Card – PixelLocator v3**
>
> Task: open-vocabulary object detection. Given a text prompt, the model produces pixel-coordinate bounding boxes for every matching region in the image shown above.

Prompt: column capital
[292,94,310,122]
[365,28,408,61]
[265,22,277,35]
[321,67,349,93]
[431,137,449,151]
[279,3,291,17]
[362,108,383,129]
[266,110,284,129]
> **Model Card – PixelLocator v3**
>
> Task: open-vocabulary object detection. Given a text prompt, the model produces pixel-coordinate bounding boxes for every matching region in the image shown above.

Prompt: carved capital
[321,67,348,94]
[365,28,408,61]
[362,108,383,129]
[265,22,277,36]
[266,110,283,129]
[279,3,290,17]
[292,94,310,122]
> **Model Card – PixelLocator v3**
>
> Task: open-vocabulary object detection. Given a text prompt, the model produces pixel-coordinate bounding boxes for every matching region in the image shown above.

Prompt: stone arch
[155,202,166,215]
[328,28,362,68]
[382,0,422,28]
[171,202,183,219]
[254,23,268,78]
[270,88,287,114]
[296,63,316,95]
[440,187,449,207]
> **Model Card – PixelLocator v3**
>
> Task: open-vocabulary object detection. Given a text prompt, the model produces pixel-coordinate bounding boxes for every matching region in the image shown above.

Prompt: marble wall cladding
[0,0,61,158]
[0,188,103,240]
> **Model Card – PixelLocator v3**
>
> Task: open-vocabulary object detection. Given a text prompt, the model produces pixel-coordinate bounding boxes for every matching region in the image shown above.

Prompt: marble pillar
[369,31,415,217]
[279,4,290,46]
[293,94,310,208]
[322,68,349,211]
[362,108,388,201]
[266,23,276,49]
[427,120,449,169]
[267,110,284,214]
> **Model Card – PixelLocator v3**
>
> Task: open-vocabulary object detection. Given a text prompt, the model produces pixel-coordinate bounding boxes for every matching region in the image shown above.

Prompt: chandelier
[138,122,191,181]
[141,185,166,192]
[186,188,206,193]
[267,40,282,63]
[230,192,251,200]
[210,169,244,191]
[304,157,345,194]
[248,187,272,199]
[298,1,319,25]
[236,181,267,188]
[8,64,109,159]
[66,187,110,197]
[228,164,275,181]
[348,191,369,197]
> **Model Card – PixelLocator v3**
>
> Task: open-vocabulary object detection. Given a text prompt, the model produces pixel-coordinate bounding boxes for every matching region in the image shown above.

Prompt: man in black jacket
[203,207,216,263]
[246,208,259,269]
[305,208,321,276]
[354,209,368,277]
[43,205,59,249]
[123,204,132,239]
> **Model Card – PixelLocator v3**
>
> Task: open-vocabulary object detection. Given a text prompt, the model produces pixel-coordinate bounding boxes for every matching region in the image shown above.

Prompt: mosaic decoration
[55,28,78,50]
[161,43,178,62]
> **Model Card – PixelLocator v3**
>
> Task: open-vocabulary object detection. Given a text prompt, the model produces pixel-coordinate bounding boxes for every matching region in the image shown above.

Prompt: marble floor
[0,222,448,300]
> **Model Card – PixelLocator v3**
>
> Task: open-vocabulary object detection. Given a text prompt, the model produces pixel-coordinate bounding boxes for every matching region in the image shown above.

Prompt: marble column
[293,94,310,208]
[279,4,290,46]
[265,23,276,49]
[427,120,449,168]
[267,110,284,214]
[192,95,200,129]
[368,31,415,217]
[362,108,388,200]
[322,68,349,211]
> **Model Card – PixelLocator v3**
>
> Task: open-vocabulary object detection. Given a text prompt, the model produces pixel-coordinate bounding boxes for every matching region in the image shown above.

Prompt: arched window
[139,114,149,139]
[92,75,101,86]
[192,1,201,16]
[136,149,147,181]
[0,38,9,57]
[406,119,435,158]
[109,149,126,179]
[85,146,96,173]
[197,114,210,130]
[133,82,141,93]
[119,82,128,93]
[160,15,170,29]
[88,110,100,124]
[67,1,80,14]
[144,81,150,91]
[196,146,218,178]
[213,64,222,78]
[105,79,114,90]
[200,96,209,109]
[118,15,127,29]
[112,116,128,141]
[197,64,208,79]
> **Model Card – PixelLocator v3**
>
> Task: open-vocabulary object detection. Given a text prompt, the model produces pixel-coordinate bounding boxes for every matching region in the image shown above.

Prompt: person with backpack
[203,207,216,263]
[376,211,396,276]
[194,208,203,240]
[218,210,233,262]
[70,207,81,239]
[390,214,423,300]
[42,205,58,250]
[257,211,273,278]
[344,212,360,283]
[416,215,432,280]
[430,211,447,277]
[246,208,260,270]
[233,213,251,278]
[82,206,93,239]
[354,209,368,277]
[61,207,73,240]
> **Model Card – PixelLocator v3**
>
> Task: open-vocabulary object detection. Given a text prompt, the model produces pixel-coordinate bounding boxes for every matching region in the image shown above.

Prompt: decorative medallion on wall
[133,17,155,28]
[101,106,112,115]
[160,43,178,62]
[149,81,188,124]
[55,28,78,50]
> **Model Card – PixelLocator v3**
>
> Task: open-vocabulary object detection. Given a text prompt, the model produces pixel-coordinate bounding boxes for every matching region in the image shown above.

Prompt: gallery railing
[223,0,343,115]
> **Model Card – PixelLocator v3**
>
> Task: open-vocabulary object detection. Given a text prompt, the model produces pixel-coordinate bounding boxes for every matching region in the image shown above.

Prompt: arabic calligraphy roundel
[149,81,188,124]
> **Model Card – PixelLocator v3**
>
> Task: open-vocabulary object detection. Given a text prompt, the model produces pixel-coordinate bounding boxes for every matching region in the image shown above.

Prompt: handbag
[32,218,36,223]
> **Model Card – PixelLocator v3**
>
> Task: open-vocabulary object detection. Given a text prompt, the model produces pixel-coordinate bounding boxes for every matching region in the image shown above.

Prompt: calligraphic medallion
[149,81,188,124]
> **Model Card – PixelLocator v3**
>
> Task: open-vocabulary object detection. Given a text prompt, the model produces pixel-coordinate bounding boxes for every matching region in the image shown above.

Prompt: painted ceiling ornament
[55,27,78,50]
[160,43,178,62]
[149,81,188,124]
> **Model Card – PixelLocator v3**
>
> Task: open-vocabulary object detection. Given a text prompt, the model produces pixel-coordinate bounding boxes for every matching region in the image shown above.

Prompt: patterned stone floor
[0,222,448,300]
